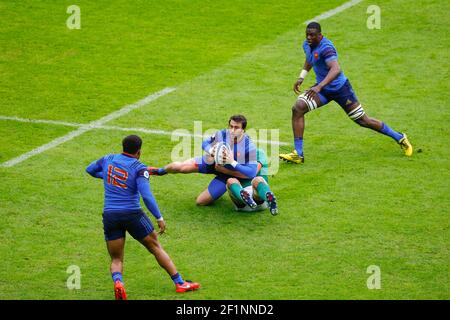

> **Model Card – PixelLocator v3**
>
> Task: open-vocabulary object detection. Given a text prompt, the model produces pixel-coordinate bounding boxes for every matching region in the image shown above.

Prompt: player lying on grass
[149,114,259,206]
[86,135,200,299]
[225,148,278,215]
[280,22,413,164]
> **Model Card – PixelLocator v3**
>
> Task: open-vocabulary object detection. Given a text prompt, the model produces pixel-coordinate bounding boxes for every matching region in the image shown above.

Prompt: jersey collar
[121,152,137,158]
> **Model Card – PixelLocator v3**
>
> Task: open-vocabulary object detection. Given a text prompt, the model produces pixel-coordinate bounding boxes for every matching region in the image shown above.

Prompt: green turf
[0,0,449,299]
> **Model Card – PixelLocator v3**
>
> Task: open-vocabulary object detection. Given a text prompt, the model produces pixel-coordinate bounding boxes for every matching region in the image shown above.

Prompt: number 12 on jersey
[107,165,128,189]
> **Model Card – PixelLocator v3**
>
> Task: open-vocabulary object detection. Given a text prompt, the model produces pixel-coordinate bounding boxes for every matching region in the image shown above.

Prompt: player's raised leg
[345,102,413,156]
[139,232,200,293]
[148,158,199,175]
[252,176,278,215]
[280,93,323,163]
[106,238,127,300]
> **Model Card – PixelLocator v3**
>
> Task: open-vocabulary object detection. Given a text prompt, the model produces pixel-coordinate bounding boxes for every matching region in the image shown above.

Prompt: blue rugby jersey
[303,36,347,91]
[202,129,257,178]
[86,153,162,219]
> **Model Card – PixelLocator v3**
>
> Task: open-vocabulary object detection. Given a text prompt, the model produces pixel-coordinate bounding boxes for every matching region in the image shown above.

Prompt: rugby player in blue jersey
[279,22,413,164]
[86,135,200,299]
[149,115,258,206]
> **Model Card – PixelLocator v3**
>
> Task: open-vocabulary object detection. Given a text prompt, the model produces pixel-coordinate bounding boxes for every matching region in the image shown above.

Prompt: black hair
[306,21,321,33]
[122,135,142,154]
[229,114,247,130]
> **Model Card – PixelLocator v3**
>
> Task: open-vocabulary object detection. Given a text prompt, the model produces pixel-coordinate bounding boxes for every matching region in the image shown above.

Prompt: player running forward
[149,115,258,206]
[86,135,200,299]
[280,22,413,164]
[224,148,278,215]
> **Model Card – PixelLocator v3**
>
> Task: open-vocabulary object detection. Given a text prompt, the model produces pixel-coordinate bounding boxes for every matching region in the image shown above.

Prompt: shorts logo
[144,171,149,179]
[314,52,319,60]
[346,99,353,106]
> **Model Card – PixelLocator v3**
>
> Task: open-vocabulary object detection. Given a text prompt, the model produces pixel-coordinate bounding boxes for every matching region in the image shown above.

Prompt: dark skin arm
[293,61,313,94]
[305,59,341,100]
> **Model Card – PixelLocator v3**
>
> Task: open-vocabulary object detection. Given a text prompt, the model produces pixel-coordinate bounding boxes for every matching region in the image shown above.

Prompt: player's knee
[196,196,212,206]
[141,233,160,254]
[149,239,161,253]
[292,101,308,117]
[251,176,265,188]
[196,199,210,206]
[226,178,239,188]
[295,93,320,115]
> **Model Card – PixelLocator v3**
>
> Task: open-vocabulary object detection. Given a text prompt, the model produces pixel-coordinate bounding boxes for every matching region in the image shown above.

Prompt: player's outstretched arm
[86,158,104,179]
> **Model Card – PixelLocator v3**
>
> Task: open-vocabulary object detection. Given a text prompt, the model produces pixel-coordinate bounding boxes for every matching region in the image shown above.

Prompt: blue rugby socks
[171,272,185,285]
[380,123,403,142]
[294,137,304,156]
[112,272,123,284]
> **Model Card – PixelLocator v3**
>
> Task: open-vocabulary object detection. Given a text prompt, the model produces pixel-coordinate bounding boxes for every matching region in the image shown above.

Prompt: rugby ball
[214,142,231,165]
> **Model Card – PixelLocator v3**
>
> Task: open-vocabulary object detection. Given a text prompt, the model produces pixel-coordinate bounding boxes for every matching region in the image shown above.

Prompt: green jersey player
[223,148,278,215]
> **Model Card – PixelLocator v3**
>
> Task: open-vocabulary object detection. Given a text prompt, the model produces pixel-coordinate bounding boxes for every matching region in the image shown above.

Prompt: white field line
[0,115,81,128]
[304,0,363,24]
[0,115,290,146]
[0,0,363,167]
[0,87,175,167]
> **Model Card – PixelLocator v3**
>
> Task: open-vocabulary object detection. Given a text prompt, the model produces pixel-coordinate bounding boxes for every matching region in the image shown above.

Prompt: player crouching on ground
[149,115,259,206]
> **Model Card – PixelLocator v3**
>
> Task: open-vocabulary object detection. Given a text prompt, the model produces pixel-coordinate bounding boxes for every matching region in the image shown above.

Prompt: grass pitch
[0,0,449,299]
